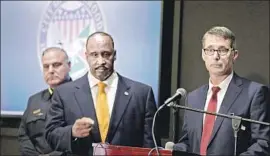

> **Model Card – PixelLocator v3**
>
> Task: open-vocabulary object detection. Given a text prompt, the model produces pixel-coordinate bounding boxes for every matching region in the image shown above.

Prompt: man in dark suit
[18,47,72,156]
[45,32,159,156]
[174,26,270,155]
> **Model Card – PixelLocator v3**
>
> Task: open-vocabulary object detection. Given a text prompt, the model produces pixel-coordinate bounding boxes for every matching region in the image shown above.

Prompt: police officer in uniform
[18,47,72,155]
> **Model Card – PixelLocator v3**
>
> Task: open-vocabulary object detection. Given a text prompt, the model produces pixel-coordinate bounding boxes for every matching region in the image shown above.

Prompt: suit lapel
[74,74,101,142]
[196,85,209,146]
[106,74,131,143]
[208,73,243,146]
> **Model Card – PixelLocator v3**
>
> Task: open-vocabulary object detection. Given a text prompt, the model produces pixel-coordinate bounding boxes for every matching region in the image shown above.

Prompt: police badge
[37,1,106,80]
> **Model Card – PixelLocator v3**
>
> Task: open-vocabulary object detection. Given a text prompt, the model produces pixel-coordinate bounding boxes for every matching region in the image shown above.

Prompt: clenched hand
[72,117,94,138]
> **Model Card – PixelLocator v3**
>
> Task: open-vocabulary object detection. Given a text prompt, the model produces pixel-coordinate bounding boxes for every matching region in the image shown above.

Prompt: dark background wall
[1,1,269,155]
[179,1,269,92]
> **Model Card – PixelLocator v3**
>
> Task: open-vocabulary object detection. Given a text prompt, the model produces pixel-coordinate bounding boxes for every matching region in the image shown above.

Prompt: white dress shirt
[203,72,234,123]
[88,71,119,117]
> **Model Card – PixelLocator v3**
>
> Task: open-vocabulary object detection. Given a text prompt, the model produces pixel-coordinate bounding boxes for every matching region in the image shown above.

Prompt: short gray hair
[42,47,70,63]
[202,26,237,49]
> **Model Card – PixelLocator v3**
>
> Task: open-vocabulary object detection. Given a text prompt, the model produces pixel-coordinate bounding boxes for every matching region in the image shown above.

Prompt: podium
[92,143,172,156]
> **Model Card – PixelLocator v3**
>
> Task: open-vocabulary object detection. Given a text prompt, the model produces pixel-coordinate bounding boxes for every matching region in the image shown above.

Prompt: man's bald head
[86,32,115,50]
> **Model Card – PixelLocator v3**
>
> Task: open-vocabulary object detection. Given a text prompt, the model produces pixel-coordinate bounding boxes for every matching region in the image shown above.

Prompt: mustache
[95,66,107,70]
[46,75,58,79]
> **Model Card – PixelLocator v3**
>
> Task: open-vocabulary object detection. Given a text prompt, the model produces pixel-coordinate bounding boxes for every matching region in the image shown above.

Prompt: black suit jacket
[18,79,72,156]
[174,73,270,155]
[45,73,159,156]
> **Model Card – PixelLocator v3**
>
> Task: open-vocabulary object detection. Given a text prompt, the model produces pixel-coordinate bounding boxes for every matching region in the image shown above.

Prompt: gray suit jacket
[174,73,270,155]
[45,73,159,156]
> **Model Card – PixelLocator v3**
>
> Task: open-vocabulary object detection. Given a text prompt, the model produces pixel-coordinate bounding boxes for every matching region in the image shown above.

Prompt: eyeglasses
[203,48,234,56]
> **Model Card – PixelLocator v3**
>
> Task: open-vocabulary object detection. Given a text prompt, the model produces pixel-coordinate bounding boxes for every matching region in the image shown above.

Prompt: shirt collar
[208,71,234,93]
[48,88,53,95]
[88,71,118,88]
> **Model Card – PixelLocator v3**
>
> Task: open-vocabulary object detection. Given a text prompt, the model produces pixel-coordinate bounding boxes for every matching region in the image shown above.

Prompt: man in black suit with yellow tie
[45,32,159,156]
[18,47,72,156]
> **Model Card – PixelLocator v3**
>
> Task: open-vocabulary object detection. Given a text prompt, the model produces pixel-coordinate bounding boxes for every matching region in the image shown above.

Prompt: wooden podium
[92,143,172,156]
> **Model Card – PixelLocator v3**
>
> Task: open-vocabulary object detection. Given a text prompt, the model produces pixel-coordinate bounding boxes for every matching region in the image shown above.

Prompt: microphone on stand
[165,88,187,143]
[165,88,187,106]
[151,88,187,156]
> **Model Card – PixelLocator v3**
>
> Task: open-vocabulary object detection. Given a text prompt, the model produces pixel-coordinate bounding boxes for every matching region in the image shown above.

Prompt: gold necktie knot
[98,82,106,92]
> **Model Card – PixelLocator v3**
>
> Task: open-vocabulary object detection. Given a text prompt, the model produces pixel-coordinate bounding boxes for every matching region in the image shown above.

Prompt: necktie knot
[212,86,220,94]
[98,82,107,92]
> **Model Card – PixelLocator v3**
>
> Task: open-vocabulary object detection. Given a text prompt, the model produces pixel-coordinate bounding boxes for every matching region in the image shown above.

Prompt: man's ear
[202,49,205,61]
[85,51,89,59]
[68,60,71,68]
[233,50,239,62]
[114,50,117,60]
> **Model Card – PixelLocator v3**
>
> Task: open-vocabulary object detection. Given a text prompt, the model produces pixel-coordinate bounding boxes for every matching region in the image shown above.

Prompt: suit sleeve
[173,95,189,152]
[240,85,270,155]
[143,87,160,148]
[18,99,40,156]
[45,88,74,153]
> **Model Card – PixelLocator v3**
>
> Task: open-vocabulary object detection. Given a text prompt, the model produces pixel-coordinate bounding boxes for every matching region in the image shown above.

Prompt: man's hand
[72,117,94,138]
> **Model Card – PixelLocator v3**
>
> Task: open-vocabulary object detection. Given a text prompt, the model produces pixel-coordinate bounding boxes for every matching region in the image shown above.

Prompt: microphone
[151,88,186,156]
[165,88,187,106]
[165,141,175,151]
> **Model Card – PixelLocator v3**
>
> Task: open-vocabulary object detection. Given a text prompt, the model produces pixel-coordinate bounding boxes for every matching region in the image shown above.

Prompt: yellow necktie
[96,82,110,143]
